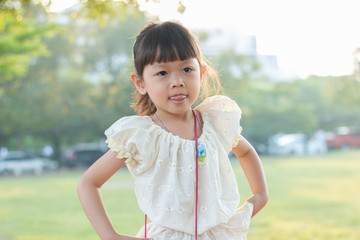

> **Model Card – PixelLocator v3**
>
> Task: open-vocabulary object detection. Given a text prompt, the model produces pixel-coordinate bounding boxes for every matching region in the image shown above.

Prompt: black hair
[133,21,203,77]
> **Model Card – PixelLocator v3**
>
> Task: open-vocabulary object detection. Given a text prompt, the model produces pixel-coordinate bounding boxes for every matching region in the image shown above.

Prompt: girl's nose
[170,75,185,88]
[171,82,184,88]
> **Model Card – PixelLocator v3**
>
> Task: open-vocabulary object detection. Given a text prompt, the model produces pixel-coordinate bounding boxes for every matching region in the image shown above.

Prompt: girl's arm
[232,138,269,217]
[77,150,150,240]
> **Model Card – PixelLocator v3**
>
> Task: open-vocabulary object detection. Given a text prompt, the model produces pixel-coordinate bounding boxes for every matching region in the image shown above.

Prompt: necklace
[154,111,202,133]
[154,112,170,132]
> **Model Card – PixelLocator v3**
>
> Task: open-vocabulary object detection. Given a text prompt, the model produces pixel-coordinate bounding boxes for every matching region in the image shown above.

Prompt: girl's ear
[131,73,147,95]
[200,65,207,82]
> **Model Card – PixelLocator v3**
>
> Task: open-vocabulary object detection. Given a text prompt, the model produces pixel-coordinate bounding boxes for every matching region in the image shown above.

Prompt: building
[198,26,298,81]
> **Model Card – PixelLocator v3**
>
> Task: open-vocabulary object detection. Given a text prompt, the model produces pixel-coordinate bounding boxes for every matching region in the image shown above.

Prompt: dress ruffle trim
[105,137,138,168]
[232,127,244,149]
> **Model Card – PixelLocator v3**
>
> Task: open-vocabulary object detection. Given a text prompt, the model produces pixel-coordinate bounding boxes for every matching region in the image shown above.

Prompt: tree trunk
[51,132,62,164]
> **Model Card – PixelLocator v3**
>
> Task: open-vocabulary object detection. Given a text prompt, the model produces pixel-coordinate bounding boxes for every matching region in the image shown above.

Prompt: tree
[1,1,148,161]
[211,49,322,145]
[0,1,58,147]
[353,48,360,82]
[321,74,360,130]
[0,2,57,92]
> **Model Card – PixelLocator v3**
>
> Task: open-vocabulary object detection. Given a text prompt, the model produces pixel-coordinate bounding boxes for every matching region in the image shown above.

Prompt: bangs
[134,21,201,76]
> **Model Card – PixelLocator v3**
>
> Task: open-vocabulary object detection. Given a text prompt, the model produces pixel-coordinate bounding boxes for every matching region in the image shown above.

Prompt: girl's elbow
[262,189,269,206]
[77,175,96,197]
[77,177,87,197]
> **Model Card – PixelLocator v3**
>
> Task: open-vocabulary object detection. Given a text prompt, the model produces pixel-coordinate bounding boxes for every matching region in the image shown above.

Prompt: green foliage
[213,49,315,143]
[324,74,360,106]
[211,49,360,145]
[0,0,147,158]
[0,9,56,82]
[1,0,359,158]
[75,0,142,26]
[304,75,360,130]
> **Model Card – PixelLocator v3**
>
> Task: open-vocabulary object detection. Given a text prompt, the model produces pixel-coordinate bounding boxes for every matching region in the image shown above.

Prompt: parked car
[0,151,58,176]
[64,147,107,167]
[326,127,360,150]
[268,133,307,156]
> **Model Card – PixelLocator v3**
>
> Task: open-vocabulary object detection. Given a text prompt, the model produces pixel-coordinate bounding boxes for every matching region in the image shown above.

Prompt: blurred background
[1,0,359,169]
[0,0,360,239]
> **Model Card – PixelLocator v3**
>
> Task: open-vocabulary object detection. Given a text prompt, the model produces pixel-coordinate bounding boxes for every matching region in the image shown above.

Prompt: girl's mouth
[169,94,187,104]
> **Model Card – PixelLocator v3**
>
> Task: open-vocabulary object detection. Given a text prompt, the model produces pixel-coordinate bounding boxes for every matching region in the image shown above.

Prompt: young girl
[78,21,268,240]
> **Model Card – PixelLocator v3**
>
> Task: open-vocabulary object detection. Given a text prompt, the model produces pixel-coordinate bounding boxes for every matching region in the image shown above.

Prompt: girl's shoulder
[104,115,154,140]
[104,115,161,173]
[195,95,243,152]
[195,95,242,118]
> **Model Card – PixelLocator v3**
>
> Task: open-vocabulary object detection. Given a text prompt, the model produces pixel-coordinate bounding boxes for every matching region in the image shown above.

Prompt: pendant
[197,143,206,162]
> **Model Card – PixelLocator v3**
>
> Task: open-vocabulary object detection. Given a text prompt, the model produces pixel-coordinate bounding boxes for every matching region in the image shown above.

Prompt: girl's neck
[152,109,202,140]
[155,109,193,122]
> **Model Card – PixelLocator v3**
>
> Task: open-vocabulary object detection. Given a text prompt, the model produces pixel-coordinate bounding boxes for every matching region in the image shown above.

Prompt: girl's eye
[183,67,193,73]
[156,71,167,76]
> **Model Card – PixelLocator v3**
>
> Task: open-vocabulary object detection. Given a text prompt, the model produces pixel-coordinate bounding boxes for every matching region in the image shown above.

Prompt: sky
[51,0,360,78]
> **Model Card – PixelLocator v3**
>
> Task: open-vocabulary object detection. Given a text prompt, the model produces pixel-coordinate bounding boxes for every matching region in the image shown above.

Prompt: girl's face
[132,58,205,116]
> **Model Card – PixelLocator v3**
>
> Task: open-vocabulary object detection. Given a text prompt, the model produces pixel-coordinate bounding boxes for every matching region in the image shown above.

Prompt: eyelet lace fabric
[136,202,253,240]
[104,95,252,239]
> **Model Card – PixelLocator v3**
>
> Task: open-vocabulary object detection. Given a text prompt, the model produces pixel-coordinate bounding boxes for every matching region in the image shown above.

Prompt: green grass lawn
[0,150,359,240]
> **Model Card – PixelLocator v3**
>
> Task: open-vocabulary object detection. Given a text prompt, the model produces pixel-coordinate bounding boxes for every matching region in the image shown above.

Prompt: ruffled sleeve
[195,95,243,153]
[104,116,155,175]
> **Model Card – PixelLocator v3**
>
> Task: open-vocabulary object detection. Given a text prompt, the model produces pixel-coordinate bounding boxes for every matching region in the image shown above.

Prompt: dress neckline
[142,113,208,143]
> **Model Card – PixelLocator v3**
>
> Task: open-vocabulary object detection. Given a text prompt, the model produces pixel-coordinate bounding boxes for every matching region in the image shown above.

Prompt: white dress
[105,95,253,240]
